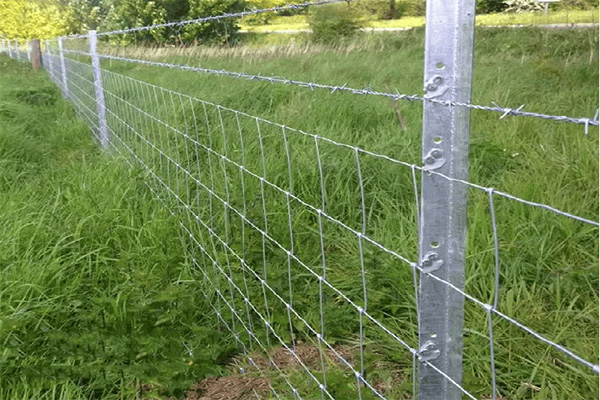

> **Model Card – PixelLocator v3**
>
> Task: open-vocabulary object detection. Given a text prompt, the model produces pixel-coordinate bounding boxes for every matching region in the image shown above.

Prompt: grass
[240,9,599,33]
[3,26,600,399]
[0,57,236,399]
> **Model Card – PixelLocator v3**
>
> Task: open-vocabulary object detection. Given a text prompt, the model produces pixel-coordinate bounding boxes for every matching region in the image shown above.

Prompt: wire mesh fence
[1,3,598,399]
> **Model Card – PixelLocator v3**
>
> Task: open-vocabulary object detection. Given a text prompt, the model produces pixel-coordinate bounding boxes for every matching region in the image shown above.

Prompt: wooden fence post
[31,39,41,69]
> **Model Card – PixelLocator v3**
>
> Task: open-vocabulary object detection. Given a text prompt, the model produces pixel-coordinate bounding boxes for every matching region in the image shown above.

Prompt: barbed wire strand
[61,49,600,128]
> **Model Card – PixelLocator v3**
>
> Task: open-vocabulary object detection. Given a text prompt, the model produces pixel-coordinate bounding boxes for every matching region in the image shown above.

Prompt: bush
[352,0,398,20]
[504,0,543,12]
[308,4,362,43]
[243,0,287,26]
[397,0,426,16]
[556,0,598,9]
[351,0,425,20]
[182,0,247,45]
[476,0,508,13]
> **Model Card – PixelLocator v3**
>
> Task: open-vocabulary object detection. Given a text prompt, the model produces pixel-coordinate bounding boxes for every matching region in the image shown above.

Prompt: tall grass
[0,57,235,399]
[2,27,599,399]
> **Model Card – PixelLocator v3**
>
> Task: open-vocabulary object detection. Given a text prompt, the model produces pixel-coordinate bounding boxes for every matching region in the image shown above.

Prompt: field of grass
[2,26,599,399]
[240,9,599,33]
[0,58,236,399]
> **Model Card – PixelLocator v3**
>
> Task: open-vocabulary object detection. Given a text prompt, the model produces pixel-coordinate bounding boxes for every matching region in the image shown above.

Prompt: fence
[1,1,599,398]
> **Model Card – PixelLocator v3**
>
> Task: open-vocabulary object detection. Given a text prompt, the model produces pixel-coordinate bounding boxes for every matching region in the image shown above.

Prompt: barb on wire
[64,0,353,39]
[63,49,598,128]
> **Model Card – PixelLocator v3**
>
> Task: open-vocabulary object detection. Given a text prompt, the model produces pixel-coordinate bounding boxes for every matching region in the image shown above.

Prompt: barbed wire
[63,0,354,40]
[63,49,599,128]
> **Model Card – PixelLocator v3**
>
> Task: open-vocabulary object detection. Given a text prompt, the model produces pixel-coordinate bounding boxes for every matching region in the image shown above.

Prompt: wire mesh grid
[2,16,599,400]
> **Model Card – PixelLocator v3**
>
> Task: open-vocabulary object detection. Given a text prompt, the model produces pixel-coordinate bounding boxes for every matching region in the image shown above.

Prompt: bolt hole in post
[430,241,439,248]
[435,62,445,70]
[433,136,443,144]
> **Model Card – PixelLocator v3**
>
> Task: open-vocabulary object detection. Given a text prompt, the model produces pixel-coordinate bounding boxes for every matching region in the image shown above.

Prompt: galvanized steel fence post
[58,37,70,98]
[89,31,109,149]
[14,39,19,60]
[27,40,31,61]
[7,39,13,58]
[46,40,54,77]
[418,0,476,399]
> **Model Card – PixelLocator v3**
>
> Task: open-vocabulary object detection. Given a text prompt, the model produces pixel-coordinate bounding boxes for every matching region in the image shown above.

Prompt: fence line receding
[1,1,598,399]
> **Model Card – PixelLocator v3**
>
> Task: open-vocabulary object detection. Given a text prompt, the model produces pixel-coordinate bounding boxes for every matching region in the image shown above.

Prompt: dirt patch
[182,376,270,400]
[243,343,356,370]
[177,344,356,399]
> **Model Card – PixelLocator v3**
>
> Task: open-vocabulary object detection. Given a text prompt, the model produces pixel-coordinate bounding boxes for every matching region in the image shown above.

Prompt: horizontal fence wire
[2,13,598,399]
[61,48,600,128]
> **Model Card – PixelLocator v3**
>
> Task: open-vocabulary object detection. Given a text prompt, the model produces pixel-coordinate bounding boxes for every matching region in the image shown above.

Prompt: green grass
[0,57,236,399]
[2,27,599,399]
[240,9,598,32]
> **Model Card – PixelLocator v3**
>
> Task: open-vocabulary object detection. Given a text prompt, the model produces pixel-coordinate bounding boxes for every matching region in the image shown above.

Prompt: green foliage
[352,0,398,20]
[477,0,507,13]
[308,4,362,43]
[557,0,599,9]
[65,0,108,32]
[504,0,543,12]
[243,0,288,26]
[0,0,69,39]
[103,0,168,43]
[182,0,247,45]
[395,0,425,16]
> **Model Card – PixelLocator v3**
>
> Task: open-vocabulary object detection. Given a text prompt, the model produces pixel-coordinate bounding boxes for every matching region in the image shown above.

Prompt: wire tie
[584,118,590,136]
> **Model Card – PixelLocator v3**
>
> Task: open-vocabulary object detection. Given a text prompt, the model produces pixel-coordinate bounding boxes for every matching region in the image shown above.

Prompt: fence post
[58,37,69,98]
[89,31,109,149]
[27,40,31,61]
[14,39,19,60]
[31,39,41,69]
[418,0,476,399]
[46,40,54,78]
[7,39,12,58]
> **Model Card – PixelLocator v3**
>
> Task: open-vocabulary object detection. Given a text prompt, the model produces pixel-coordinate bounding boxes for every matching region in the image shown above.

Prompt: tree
[63,0,111,32]
[101,0,168,43]
[182,0,247,45]
[0,0,69,39]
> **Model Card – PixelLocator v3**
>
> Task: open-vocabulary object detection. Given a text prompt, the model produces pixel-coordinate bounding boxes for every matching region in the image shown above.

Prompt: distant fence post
[7,39,13,58]
[89,31,109,149]
[27,40,31,61]
[31,39,41,69]
[58,37,70,98]
[418,0,476,399]
[14,39,19,60]
[46,40,54,78]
